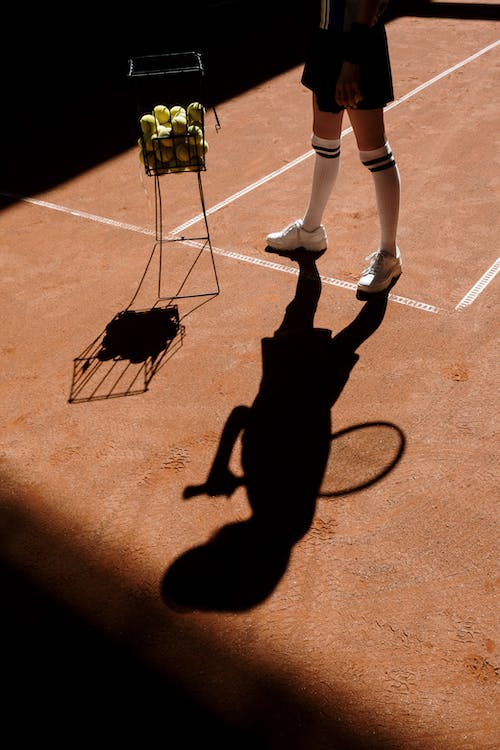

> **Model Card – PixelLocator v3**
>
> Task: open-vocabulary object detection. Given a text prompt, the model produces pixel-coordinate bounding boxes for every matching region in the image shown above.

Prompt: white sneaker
[357,247,402,296]
[266,219,327,254]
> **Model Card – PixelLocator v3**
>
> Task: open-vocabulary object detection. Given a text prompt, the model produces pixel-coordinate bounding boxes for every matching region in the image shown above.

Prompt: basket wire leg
[197,170,220,296]
[155,171,220,303]
[155,174,165,302]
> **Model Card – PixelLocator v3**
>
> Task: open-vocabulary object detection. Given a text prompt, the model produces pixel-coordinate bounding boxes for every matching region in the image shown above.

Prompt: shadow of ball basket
[320,421,406,498]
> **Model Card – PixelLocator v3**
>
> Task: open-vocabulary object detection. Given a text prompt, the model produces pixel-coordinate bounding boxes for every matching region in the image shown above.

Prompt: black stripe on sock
[314,145,341,159]
[368,160,396,172]
[362,150,393,167]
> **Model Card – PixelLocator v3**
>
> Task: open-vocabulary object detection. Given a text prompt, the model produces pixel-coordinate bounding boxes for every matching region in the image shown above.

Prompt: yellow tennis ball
[170,105,186,120]
[175,143,190,163]
[196,139,208,156]
[151,125,171,155]
[140,113,157,136]
[187,101,204,124]
[150,137,161,158]
[153,104,170,124]
[138,135,153,152]
[171,115,187,134]
[161,144,175,163]
[154,145,171,165]
[152,124,171,139]
[138,141,155,169]
[156,131,174,160]
[185,140,198,163]
[138,136,154,167]
[187,124,203,144]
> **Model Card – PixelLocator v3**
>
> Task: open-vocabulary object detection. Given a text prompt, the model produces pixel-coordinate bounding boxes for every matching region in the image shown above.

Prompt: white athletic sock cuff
[311,133,341,159]
[359,141,396,172]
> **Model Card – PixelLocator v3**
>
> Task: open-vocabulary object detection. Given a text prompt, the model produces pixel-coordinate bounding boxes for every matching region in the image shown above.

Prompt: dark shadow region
[161,254,406,612]
[0,499,399,750]
[68,305,184,403]
[4,1,496,197]
[0,1,314,196]
[0,560,261,748]
[386,0,500,21]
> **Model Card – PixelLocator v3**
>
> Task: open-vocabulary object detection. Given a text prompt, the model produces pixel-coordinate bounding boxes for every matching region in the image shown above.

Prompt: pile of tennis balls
[139,101,208,173]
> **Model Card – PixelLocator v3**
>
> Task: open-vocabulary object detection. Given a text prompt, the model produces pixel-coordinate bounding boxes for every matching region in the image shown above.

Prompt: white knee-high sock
[302,134,341,231]
[359,141,400,254]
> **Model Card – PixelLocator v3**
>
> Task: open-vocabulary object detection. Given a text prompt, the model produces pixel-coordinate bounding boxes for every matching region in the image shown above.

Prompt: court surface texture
[1,5,499,749]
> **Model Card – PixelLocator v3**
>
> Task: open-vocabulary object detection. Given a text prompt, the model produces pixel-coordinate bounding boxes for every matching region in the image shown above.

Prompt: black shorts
[301,25,394,113]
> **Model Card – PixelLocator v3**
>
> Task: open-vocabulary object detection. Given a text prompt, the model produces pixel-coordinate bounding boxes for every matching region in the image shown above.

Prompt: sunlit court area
[1,1,499,747]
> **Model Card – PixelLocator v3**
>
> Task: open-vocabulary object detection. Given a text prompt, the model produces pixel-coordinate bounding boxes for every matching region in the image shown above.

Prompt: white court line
[182,240,441,313]
[0,195,439,311]
[2,39,497,317]
[0,193,157,236]
[455,256,500,310]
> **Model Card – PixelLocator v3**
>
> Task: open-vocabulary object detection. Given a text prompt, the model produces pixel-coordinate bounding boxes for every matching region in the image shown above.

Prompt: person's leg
[348,108,402,295]
[302,99,344,231]
[348,108,400,255]
[266,95,343,254]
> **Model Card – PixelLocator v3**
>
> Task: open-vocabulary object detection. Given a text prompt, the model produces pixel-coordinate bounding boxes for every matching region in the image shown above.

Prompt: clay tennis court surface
[1,7,499,749]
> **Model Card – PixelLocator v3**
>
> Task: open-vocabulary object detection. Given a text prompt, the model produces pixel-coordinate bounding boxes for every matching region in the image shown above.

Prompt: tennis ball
[157,132,174,159]
[138,135,153,152]
[150,136,161,156]
[187,101,204,124]
[140,113,157,135]
[153,146,170,165]
[187,124,203,144]
[152,124,171,139]
[139,146,146,165]
[161,144,175,163]
[138,139,155,168]
[185,140,198,162]
[151,126,171,156]
[196,139,209,156]
[171,115,187,134]
[175,143,191,163]
[138,136,154,167]
[153,104,170,124]
[170,105,186,120]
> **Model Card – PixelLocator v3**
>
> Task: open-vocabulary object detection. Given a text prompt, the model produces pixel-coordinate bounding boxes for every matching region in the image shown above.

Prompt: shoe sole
[356,272,402,301]
[265,244,327,258]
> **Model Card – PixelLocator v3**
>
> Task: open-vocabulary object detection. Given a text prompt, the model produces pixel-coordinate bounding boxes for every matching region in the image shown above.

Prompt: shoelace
[363,249,387,273]
[283,221,300,235]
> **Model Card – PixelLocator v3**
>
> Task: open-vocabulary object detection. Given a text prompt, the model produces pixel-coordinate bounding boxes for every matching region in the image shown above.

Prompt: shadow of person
[161,253,397,612]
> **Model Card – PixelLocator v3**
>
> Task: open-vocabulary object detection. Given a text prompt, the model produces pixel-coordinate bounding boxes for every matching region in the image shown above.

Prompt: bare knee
[348,108,387,150]
[312,95,343,139]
